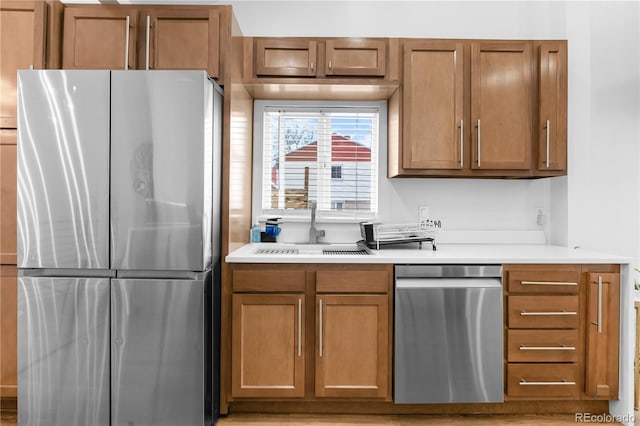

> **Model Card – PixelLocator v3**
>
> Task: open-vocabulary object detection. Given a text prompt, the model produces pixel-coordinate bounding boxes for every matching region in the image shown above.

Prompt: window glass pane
[260,105,379,219]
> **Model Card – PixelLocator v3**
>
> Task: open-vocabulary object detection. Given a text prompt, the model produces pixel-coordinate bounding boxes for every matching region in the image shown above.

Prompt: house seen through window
[256,102,382,219]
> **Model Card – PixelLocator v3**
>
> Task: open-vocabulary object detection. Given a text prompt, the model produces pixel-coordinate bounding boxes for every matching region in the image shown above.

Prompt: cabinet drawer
[507,363,579,398]
[508,330,578,362]
[316,270,388,293]
[508,269,580,294]
[232,269,305,292]
[508,295,578,329]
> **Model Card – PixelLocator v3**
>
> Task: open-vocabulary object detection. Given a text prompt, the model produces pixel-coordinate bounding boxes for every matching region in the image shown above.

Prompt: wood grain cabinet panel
[508,329,579,363]
[325,39,385,77]
[391,39,562,178]
[585,272,619,399]
[537,41,567,173]
[0,131,17,264]
[255,39,317,77]
[471,41,533,170]
[144,8,220,78]
[315,294,388,398]
[231,294,305,398]
[0,265,17,398]
[507,363,579,399]
[401,40,465,172]
[63,7,137,70]
[0,0,46,128]
[63,5,225,80]
[508,295,579,329]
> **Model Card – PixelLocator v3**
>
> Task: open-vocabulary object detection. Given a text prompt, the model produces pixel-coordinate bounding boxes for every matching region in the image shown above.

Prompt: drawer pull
[519,345,576,351]
[519,379,576,386]
[520,281,578,286]
[520,310,577,316]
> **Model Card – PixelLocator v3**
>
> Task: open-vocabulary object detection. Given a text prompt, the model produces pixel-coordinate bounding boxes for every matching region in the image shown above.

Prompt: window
[254,100,383,220]
[331,165,342,180]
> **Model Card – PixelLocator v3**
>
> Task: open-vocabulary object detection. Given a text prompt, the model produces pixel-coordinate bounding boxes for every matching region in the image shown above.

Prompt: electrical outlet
[419,205,430,221]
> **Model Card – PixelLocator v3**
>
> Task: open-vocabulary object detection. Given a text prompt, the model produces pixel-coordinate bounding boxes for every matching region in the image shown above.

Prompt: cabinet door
[325,39,385,77]
[0,265,17,398]
[144,8,220,78]
[471,41,533,170]
[585,272,620,399]
[231,294,305,398]
[63,7,137,69]
[402,40,465,171]
[537,41,567,172]
[255,39,317,77]
[0,130,17,264]
[315,294,389,398]
[0,1,46,128]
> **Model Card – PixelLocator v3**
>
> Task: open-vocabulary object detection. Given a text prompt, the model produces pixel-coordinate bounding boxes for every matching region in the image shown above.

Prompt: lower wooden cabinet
[0,265,17,398]
[231,293,305,398]
[229,264,392,401]
[315,294,388,398]
[504,264,620,401]
[585,272,620,399]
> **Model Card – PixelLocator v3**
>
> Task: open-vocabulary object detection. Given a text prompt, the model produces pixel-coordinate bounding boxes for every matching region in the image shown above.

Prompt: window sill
[256,214,377,224]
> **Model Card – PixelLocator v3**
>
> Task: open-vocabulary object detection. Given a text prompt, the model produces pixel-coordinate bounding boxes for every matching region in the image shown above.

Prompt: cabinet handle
[459,119,464,167]
[597,275,603,334]
[319,299,323,357]
[328,60,332,70]
[124,16,131,70]
[519,345,576,351]
[297,298,302,357]
[520,310,577,316]
[519,379,576,386]
[545,119,551,168]
[520,280,578,286]
[476,119,481,167]
[145,16,151,70]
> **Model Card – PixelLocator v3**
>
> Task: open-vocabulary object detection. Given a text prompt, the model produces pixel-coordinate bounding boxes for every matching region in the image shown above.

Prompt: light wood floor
[1,411,637,425]
[216,413,624,425]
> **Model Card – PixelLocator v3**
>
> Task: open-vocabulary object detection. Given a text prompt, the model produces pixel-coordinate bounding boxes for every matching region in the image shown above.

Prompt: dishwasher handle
[395,277,502,289]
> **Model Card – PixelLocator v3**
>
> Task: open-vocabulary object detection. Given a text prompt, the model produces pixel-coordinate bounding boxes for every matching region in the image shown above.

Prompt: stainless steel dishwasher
[394,265,503,403]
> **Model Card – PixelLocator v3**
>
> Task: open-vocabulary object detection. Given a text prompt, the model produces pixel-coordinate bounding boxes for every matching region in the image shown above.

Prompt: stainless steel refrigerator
[16,70,222,426]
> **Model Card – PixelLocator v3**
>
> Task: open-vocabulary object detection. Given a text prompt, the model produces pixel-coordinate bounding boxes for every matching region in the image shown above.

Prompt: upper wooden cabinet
[325,39,385,77]
[253,37,389,79]
[62,5,228,82]
[63,7,138,70]
[0,1,46,128]
[536,41,568,174]
[471,41,533,171]
[391,39,567,178]
[400,40,466,172]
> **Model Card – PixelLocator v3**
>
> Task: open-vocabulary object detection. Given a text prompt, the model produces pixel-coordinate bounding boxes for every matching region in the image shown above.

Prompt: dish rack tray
[359,222,437,250]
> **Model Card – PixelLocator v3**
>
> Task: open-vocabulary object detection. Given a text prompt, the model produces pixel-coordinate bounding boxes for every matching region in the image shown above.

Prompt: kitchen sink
[254,244,370,256]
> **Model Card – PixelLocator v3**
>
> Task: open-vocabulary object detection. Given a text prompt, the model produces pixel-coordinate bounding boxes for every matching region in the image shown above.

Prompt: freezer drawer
[110,71,214,271]
[18,276,110,426]
[17,70,110,269]
[111,277,208,426]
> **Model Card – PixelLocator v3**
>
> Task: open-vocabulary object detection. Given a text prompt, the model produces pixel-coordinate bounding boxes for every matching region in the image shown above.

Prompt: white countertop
[226,242,631,264]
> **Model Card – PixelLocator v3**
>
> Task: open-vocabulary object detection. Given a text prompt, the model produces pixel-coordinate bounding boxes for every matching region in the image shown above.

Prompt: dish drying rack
[359,222,438,250]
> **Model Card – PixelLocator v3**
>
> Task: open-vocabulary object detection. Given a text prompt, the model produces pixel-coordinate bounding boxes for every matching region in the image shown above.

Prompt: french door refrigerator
[16,70,222,426]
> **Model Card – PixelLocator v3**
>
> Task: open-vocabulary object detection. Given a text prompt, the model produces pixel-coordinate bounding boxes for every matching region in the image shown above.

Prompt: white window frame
[252,100,386,223]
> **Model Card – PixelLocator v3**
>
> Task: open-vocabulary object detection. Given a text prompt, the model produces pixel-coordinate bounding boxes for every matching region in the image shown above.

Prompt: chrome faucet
[308,201,325,244]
